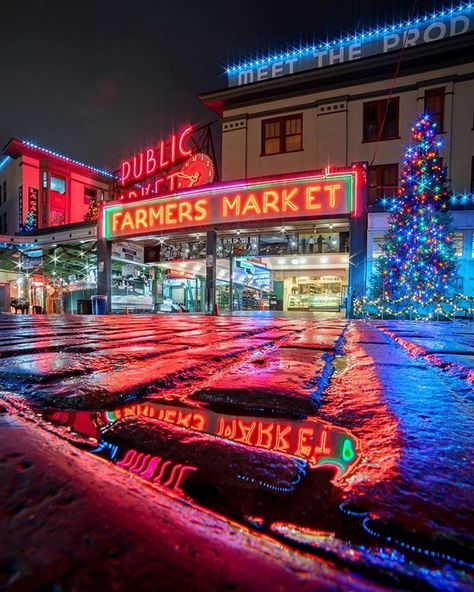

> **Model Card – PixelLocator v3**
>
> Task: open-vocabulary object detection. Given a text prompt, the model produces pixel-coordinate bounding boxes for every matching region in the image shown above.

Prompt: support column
[96,238,112,314]
[205,229,217,315]
[347,163,368,318]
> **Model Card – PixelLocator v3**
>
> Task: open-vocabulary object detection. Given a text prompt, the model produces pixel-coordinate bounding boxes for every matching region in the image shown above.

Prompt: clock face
[176,153,215,189]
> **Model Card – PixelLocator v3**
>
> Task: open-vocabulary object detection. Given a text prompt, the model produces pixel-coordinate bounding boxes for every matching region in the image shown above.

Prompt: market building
[0,140,112,313]
[1,3,473,316]
[198,2,474,313]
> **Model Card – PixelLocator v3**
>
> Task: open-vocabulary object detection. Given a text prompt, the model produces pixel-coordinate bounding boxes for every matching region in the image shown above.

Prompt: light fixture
[278,258,285,265]
[291,258,299,265]
[320,257,328,264]
[280,226,286,233]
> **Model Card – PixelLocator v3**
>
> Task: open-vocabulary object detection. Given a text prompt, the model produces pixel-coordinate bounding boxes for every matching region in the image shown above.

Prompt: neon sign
[102,167,359,240]
[226,4,473,86]
[99,402,361,481]
[120,126,193,186]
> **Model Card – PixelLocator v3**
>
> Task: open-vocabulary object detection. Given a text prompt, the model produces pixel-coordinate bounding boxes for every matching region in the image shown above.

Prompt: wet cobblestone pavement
[0,314,473,591]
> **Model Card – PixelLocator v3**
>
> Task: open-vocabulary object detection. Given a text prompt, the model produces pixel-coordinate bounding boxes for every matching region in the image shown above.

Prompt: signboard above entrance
[101,167,360,240]
[226,4,473,87]
[118,125,216,200]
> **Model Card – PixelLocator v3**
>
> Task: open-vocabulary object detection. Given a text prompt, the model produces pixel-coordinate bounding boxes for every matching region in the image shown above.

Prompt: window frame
[84,186,97,205]
[362,97,400,143]
[424,87,446,133]
[261,113,303,156]
[368,163,399,205]
[50,174,66,195]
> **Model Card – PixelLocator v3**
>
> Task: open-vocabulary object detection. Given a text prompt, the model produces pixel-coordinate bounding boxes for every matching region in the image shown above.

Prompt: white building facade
[200,4,474,298]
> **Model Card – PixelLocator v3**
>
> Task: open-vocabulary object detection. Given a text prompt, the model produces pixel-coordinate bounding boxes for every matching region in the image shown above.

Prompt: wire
[370,0,419,166]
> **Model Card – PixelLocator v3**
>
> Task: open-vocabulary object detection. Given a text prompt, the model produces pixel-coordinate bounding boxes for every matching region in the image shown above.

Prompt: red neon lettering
[146,148,157,176]
[178,201,193,222]
[296,427,314,457]
[236,419,256,444]
[112,212,123,232]
[133,153,144,180]
[163,463,183,488]
[159,139,169,168]
[121,212,134,230]
[164,409,177,423]
[305,186,322,210]
[274,425,291,452]
[255,422,274,449]
[168,172,179,192]
[176,411,192,428]
[149,205,164,226]
[165,203,178,225]
[135,208,148,229]
[194,199,208,222]
[324,184,341,207]
[154,178,165,193]
[217,418,237,439]
[170,133,177,163]
[172,465,198,495]
[313,429,331,455]
[263,191,280,213]
[178,126,193,157]
[222,195,240,217]
[121,161,131,185]
[241,194,261,216]
[192,413,206,431]
[282,188,298,212]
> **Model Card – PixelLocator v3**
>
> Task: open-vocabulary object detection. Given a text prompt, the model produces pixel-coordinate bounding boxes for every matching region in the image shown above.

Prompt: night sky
[0,0,441,171]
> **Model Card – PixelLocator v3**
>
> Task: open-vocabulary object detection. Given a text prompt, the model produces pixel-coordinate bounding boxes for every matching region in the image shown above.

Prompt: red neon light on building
[103,168,358,240]
[120,126,194,186]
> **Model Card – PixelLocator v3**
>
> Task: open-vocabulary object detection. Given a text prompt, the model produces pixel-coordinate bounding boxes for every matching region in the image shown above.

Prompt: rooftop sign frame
[226,3,473,87]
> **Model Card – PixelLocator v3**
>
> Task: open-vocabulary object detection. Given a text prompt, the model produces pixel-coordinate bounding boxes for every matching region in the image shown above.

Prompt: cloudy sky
[0,0,440,170]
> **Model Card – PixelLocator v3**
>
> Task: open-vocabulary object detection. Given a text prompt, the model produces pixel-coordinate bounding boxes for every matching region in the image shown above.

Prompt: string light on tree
[360,114,460,318]
[20,211,36,233]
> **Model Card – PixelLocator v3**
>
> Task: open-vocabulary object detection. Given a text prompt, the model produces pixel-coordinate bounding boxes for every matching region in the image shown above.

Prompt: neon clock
[176,153,215,189]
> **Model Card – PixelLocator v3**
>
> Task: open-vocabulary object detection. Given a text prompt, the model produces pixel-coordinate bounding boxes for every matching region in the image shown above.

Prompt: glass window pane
[50,176,66,194]
[265,138,280,155]
[285,134,301,152]
[265,121,280,139]
[454,232,464,257]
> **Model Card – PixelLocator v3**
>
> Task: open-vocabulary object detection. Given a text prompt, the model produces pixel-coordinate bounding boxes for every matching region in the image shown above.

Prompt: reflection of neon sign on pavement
[99,402,360,481]
[117,449,197,495]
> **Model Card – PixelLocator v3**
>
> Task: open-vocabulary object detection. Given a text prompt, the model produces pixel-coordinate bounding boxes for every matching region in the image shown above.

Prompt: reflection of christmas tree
[362,114,459,318]
[84,197,99,221]
[20,211,36,232]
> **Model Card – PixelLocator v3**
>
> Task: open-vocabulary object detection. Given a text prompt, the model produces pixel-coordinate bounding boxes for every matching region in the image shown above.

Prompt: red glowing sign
[100,402,360,481]
[120,126,194,187]
[103,168,359,240]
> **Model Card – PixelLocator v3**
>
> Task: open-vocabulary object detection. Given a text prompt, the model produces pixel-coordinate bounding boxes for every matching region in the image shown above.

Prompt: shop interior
[0,240,97,314]
[112,220,350,314]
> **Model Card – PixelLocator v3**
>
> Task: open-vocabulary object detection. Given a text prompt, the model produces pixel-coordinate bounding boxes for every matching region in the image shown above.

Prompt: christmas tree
[84,196,99,221]
[373,114,458,316]
[20,211,36,233]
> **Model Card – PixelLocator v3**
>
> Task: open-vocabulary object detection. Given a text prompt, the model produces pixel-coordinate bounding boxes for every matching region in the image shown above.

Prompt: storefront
[98,165,367,316]
[0,230,98,314]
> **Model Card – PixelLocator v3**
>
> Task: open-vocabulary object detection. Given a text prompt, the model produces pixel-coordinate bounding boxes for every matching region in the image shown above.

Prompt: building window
[454,232,464,257]
[363,98,399,142]
[262,114,302,155]
[2,180,6,204]
[368,164,399,205]
[50,175,66,195]
[2,212,6,234]
[424,87,445,133]
[84,187,97,204]
[371,234,385,258]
